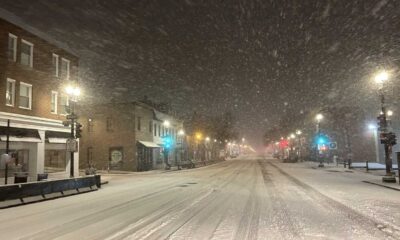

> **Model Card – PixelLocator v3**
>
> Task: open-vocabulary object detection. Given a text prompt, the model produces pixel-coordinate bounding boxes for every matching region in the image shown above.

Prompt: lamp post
[65,85,80,178]
[374,71,397,182]
[315,113,324,167]
[296,130,302,161]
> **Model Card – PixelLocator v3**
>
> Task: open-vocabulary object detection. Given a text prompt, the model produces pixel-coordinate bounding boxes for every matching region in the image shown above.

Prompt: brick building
[78,102,184,171]
[0,13,80,183]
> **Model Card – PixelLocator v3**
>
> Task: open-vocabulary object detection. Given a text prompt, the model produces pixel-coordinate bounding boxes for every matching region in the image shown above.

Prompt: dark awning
[138,141,161,148]
[0,126,42,143]
[45,131,71,143]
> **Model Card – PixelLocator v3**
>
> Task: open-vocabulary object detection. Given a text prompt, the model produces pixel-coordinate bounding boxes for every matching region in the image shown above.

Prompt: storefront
[0,113,78,184]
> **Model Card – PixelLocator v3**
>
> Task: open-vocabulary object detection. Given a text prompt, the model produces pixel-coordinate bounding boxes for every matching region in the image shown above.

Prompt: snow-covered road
[1,156,400,240]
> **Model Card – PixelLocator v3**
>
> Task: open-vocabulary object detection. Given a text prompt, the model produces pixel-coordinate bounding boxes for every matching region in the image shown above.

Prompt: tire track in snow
[258,160,303,239]
[234,161,260,240]
[109,160,248,240]
[268,161,400,240]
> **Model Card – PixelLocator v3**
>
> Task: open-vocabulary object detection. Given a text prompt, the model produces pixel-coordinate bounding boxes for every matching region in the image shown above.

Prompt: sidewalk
[286,160,400,191]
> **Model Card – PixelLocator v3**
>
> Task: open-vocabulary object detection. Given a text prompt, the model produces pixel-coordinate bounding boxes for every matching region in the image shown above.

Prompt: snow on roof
[0,7,79,57]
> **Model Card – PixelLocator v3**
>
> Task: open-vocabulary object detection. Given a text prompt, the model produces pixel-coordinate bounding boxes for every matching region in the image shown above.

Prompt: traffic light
[388,132,397,145]
[314,133,329,145]
[380,132,397,145]
[75,122,83,138]
[377,114,386,131]
[380,133,388,144]
[163,135,174,150]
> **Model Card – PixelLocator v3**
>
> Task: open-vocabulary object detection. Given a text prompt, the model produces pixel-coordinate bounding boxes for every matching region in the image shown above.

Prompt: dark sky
[1,0,400,146]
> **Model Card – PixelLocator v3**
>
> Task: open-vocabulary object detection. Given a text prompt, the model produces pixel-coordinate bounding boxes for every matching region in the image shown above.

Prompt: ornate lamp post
[65,85,80,178]
[374,71,397,182]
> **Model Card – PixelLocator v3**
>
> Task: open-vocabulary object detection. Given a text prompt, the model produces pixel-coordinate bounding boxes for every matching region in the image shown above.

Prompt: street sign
[66,138,78,152]
[329,142,337,150]
[66,114,78,120]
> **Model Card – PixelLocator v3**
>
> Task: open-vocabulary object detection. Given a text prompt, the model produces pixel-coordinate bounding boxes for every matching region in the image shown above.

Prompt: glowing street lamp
[205,137,210,142]
[387,110,393,117]
[296,130,302,135]
[195,132,203,140]
[374,70,389,85]
[316,113,323,122]
[178,129,185,136]
[163,120,171,128]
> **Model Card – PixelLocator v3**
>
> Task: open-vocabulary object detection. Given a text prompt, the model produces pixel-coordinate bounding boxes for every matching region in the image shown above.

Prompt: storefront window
[44,150,67,173]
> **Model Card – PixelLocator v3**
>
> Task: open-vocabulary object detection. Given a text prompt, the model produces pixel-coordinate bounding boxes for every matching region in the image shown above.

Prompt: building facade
[78,102,184,172]
[0,16,80,183]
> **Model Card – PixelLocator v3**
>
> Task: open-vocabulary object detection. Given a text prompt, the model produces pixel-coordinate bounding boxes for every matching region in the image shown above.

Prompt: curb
[362,180,400,191]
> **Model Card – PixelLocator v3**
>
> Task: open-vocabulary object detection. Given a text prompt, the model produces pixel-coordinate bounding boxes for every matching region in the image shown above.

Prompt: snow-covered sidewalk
[272,159,400,237]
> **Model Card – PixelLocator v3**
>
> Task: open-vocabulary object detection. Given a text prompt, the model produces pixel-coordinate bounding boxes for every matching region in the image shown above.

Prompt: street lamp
[296,130,302,161]
[163,120,170,128]
[205,137,210,142]
[315,113,324,167]
[178,129,185,136]
[374,70,397,182]
[65,85,80,178]
[374,71,389,85]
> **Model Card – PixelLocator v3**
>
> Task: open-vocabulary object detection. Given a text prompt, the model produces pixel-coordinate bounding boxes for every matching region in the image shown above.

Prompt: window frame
[52,53,59,77]
[51,91,58,114]
[19,82,32,110]
[6,78,16,107]
[61,58,70,80]
[20,39,34,68]
[106,117,113,131]
[8,33,17,62]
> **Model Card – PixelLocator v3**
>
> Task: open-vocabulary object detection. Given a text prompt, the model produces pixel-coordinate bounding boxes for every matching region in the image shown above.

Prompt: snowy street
[1,156,400,239]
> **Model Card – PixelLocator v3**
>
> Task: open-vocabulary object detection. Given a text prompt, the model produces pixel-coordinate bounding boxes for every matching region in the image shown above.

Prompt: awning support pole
[5,119,10,185]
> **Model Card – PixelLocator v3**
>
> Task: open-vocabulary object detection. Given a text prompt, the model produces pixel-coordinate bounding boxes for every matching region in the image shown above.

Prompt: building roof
[0,8,79,57]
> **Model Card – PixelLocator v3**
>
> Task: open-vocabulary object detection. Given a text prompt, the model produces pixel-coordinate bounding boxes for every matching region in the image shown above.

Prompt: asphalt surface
[0,156,399,240]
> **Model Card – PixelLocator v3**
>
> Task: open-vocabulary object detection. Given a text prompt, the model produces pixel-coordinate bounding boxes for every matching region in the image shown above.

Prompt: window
[158,125,161,137]
[21,39,33,67]
[6,78,15,106]
[149,121,152,133]
[88,118,94,132]
[51,91,58,114]
[137,116,141,131]
[45,150,66,173]
[19,82,32,109]
[106,117,113,131]
[154,123,157,136]
[52,54,59,77]
[8,33,17,62]
[61,58,70,79]
[59,95,69,115]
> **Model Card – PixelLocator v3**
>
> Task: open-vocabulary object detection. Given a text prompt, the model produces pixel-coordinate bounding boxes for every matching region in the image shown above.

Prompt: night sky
[1,0,400,146]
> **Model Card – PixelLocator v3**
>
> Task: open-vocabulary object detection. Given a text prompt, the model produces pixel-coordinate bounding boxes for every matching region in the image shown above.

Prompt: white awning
[0,135,42,143]
[139,141,161,148]
[48,137,69,144]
